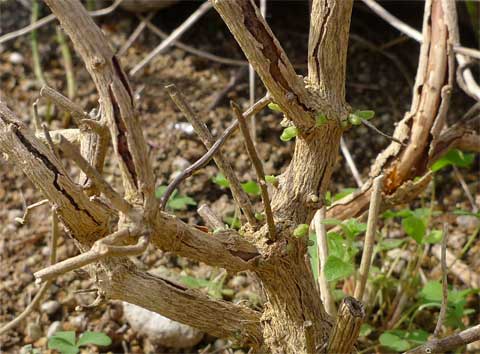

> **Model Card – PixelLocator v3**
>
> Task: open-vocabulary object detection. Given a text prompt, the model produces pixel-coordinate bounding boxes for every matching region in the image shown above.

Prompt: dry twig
[433,223,449,338]
[232,101,276,241]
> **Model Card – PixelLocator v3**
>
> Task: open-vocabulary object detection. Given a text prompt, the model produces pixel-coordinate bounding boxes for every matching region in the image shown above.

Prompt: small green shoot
[293,224,309,238]
[265,175,277,185]
[348,110,375,126]
[241,180,261,196]
[212,173,230,188]
[280,126,299,142]
[48,331,111,354]
[315,113,327,127]
[268,102,282,112]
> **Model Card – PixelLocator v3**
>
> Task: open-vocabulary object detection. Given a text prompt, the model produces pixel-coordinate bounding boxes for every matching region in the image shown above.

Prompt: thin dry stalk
[56,27,76,126]
[166,84,257,225]
[118,12,156,57]
[453,166,478,212]
[312,206,336,317]
[433,223,449,338]
[354,174,384,301]
[232,101,276,241]
[40,85,89,123]
[340,137,363,187]
[198,204,224,230]
[31,0,46,86]
[15,199,49,225]
[130,1,213,76]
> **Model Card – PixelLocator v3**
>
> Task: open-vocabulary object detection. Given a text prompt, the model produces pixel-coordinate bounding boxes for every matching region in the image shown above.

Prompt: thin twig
[406,324,480,354]
[15,199,49,225]
[42,123,59,160]
[166,84,257,226]
[0,0,124,45]
[198,204,225,231]
[130,1,213,76]
[454,45,480,61]
[160,95,270,213]
[57,136,134,217]
[313,206,336,317]
[354,174,384,301]
[31,0,46,87]
[208,67,248,110]
[40,85,89,126]
[232,101,276,241]
[360,118,406,146]
[32,99,41,133]
[340,137,363,188]
[433,223,449,338]
[0,207,59,335]
[56,27,76,127]
[453,166,478,213]
[118,12,157,57]
[34,228,145,283]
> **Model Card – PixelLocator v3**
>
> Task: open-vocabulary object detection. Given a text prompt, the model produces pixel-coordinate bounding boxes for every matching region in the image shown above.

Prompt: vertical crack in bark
[112,55,134,105]
[108,85,138,188]
[239,0,312,114]
[13,127,100,225]
[311,3,332,81]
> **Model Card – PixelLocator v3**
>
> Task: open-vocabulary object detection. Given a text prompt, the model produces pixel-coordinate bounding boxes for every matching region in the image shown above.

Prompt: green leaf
[341,219,367,238]
[404,329,429,344]
[265,175,277,185]
[424,229,443,244]
[77,332,112,347]
[180,275,212,289]
[48,332,79,354]
[315,113,327,127]
[379,332,411,352]
[49,332,76,345]
[324,191,332,206]
[324,255,354,282]
[420,281,443,303]
[255,212,265,221]
[402,216,426,244]
[355,110,375,120]
[280,126,299,141]
[431,149,475,172]
[333,188,356,201]
[348,114,362,125]
[376,238,406,251]
[167,195,196,211]
[224,215,241,229]
[321,218,342,226]
[154,185,168,199]
[242,181,261,196]
[212,173,230,188]
[327,232,346,259]
[267,102,282,112]
[359,323,373,337]
[293,224,309,238]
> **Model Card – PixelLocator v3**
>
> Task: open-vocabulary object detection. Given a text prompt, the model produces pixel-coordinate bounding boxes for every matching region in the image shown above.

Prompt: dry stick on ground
[406,324,480,354]
[312,206,336,317]
[0,0,125,45]
[433,223,449,338]
[160,94,270,217]
[166,84,257,226]
[118,12,156,57]
[232,101,276,241]
[129,1,213,76]
[0,206,58,335]
[354,174,384,301]
[140,16,248,67]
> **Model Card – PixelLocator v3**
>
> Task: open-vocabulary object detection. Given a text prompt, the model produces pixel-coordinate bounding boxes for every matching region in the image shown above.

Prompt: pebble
[26,323,42,341]
[123,302,204,348]
[47,321,62,337]
[9,52,24,64]
[40,300,61,315]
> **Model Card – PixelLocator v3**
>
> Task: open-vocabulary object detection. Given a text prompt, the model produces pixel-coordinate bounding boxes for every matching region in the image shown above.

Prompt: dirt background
[0,1,478,353]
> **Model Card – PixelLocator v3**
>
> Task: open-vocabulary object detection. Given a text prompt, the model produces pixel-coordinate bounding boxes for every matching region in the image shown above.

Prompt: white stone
[123,302,203,348]
[9,52,24,64]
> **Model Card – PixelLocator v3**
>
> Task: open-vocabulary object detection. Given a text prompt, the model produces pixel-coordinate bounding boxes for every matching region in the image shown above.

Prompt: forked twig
[15,199,49,225]
[130,1,213,76]
[160,95,270,212]
[166,84,257,225]
[34,228,147,283]
[433,223,449,338]
[354,174,384,301]
[232,101,276,241]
